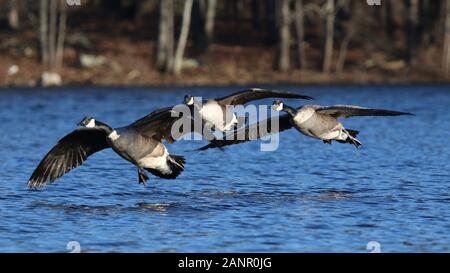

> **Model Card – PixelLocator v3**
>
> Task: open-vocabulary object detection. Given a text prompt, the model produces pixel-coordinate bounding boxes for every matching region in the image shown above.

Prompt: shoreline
[1,82,450,92]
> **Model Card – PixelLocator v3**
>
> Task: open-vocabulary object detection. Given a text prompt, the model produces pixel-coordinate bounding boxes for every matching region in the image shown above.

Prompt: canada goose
[28,107,186,189]
[183,88,313,133]
[200,101,413,150]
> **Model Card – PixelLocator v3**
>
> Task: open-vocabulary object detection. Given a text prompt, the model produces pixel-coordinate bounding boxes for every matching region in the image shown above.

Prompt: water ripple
[0,86,449,252]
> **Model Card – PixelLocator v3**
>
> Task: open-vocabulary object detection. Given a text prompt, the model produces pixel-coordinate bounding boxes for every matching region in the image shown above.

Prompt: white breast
[137,147,171,174]
[199,102,236,131]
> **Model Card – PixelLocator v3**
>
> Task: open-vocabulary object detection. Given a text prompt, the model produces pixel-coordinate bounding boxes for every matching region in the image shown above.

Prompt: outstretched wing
[316,105,414,118]
[199,114,293,150]
[216,88,313,106]
[128,106,195,143]
[28,129,109,189]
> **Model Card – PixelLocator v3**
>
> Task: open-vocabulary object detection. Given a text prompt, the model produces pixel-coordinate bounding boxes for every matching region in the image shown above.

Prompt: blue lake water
[0,85,449,252]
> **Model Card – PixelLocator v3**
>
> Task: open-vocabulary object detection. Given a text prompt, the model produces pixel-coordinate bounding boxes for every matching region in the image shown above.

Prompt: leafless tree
[336,0,357,74]
[173,0,194,75]
[8,0,20,30]
[39,0,67,85]
[156,0,195,75]
[40,0,49,70]
[443,0,450,76]
[156,0,174,72]
[48,0,57,69]
[323,0,335,74]
[56,0,66,70]
[276,0,291,71]
[205,0,217,44]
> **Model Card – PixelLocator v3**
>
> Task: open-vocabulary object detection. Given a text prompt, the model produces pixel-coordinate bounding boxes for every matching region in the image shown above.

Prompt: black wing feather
[128,106,199,143]
[199,114,293,150]
[216,88,313,105]
[316,105,414,118]
[28,129,109,189]
[128,107,182,142]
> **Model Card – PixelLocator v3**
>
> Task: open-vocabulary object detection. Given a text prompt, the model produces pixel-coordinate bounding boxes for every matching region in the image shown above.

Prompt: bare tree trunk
[205,0,217,43]
[156,0,168,70]
[294,0,306,69]
[166,0,174,72]
[336,30,352,75]
[173,0,194,75]
[39,0,65,86]
[8,0,20,30]
[276,0,291,71]
[443,0,450,76]
[156,0,174,72]
[56,0,66,70]
[323,0,335,73]
[40,0,49,70]
[48,0,57,71]
[336,0,357,74]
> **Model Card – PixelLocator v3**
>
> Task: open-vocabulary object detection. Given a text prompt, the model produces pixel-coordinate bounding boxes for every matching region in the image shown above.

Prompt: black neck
[95,121,114,135]
[282,104,297,117]
[189,101,203,113]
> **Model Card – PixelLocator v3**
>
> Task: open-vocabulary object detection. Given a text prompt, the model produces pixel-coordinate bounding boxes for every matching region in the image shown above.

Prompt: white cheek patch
[108,130,120,141]
[187,97,194,105]
[273,103,283,111]
[86,119,96,128]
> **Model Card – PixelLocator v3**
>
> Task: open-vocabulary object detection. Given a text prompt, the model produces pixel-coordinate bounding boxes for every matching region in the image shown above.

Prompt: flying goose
[200,101,413,150]
[28,107,186,189]
[183,88,313,133]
